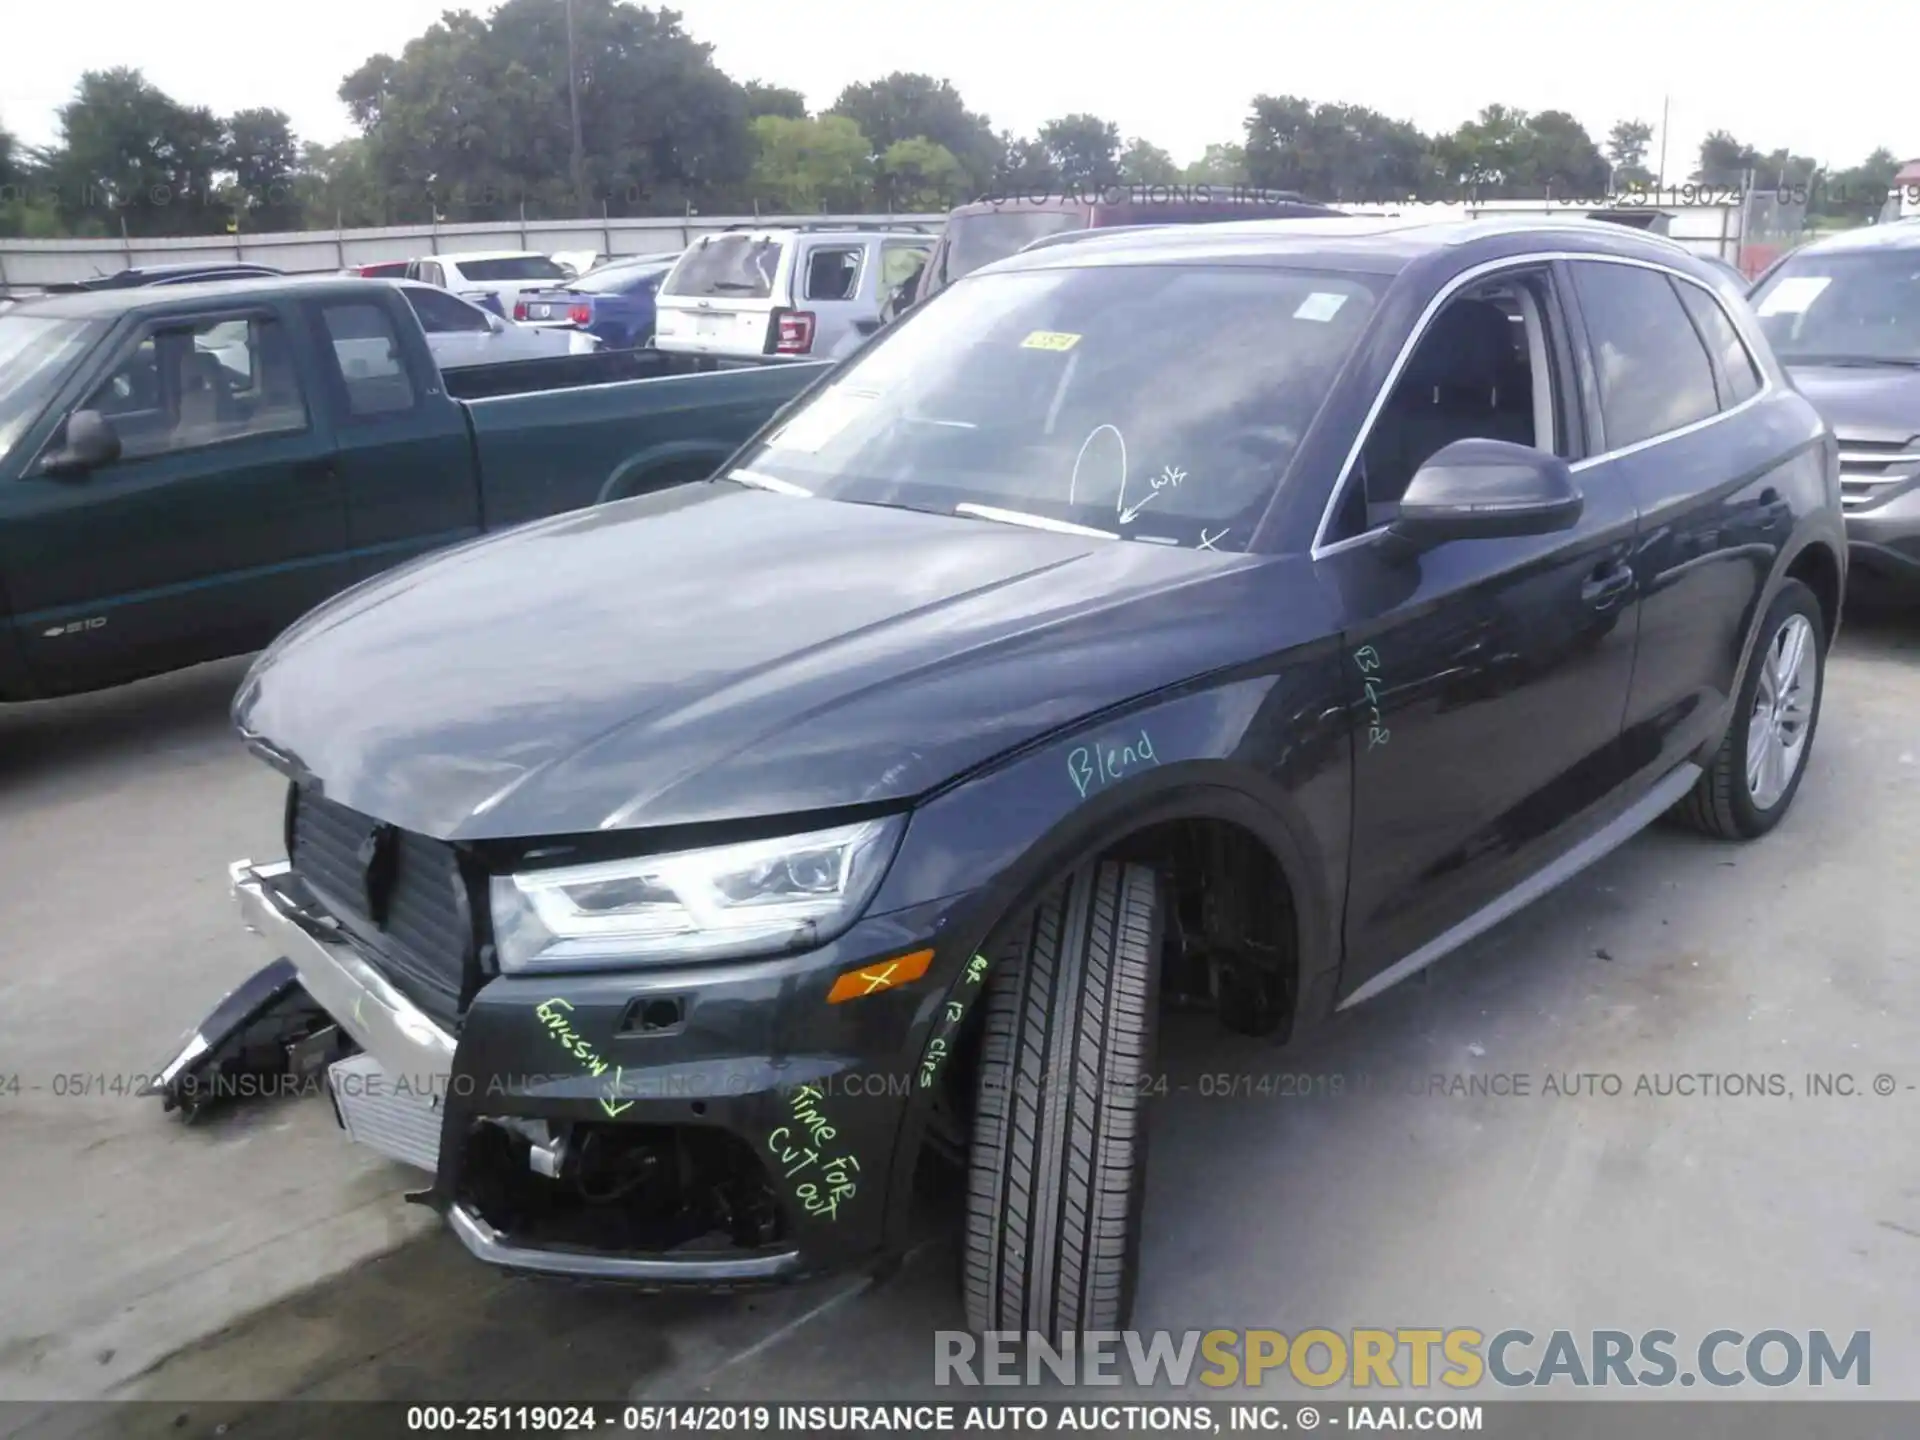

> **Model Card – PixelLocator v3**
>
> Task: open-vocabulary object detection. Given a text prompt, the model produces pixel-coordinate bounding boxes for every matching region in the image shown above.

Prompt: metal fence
[0,213,949,291]
[1738,189,1810,279]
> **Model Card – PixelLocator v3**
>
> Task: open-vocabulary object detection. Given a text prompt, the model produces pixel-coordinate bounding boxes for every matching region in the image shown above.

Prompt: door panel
[1561,259,1794,781]
[1323,499,1642,998]
[1315,263,1643,1001]
[0,311,349,693]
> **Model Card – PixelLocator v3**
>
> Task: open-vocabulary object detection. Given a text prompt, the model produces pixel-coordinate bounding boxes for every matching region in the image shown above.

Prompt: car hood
[233,484,1282,841]
[1785,363,1920,442]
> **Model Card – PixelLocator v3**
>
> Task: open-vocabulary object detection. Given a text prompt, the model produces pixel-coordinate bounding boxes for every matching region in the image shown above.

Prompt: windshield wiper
[954,502,1118,538]
[705,281,762,293]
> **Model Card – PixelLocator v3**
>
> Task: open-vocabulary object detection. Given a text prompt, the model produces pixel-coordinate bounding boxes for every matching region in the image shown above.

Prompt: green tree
[993,131,1057,193]
[1246,95,1435,200]
[295,138,389,228]
[39,68,227,235]
[341,0,754,221]
[223,107,305,231]
[747,114,873,212]
[1814,147,1900,225]
[827,73,999,196]
[878,136,964,211]
[1039,113,1121,189]
[743,81,807,120]
[1180,143,1245,186]
[1694,130,1761,187]
[1118,137,1178,186]
[1606,118,1655,190]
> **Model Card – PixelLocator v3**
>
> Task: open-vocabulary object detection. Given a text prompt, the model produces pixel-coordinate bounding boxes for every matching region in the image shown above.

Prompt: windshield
[0,315,103,467]
[728,264,1382,552]
[663,236,780,299]
[942,209,1086,284]
[1750,249,1920,365]
[459,256,569,282]
[573,263,669,296]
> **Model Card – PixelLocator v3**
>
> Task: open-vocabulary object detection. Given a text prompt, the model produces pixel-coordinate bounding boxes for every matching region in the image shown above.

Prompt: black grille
[289,787,473,1029]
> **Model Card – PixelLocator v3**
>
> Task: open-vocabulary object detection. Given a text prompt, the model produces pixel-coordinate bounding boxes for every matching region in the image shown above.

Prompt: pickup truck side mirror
[40,409,122,479]
[1384,437,1582,553]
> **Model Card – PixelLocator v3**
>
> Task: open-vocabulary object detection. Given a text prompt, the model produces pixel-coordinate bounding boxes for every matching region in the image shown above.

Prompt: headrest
[1401,299,1514,392]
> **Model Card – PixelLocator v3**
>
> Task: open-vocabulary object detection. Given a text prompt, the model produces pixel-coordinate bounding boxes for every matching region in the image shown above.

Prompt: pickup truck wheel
[1675,578,1824,840]
[963,859,1162,1340]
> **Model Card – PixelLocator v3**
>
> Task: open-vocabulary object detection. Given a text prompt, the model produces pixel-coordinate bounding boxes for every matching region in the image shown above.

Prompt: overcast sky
[3,0,1913,185]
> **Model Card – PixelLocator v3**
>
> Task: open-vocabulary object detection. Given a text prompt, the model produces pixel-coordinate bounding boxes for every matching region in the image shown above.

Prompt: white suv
[652,224,933,362]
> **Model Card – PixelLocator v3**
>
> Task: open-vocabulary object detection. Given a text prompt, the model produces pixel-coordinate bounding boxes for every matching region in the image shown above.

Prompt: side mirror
[486,312,507,333]
[1385,437,1582,552]
[40,409,122,478]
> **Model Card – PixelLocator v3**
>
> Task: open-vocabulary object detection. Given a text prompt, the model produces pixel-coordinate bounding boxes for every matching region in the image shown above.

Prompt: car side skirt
[1339,760,1703,1010]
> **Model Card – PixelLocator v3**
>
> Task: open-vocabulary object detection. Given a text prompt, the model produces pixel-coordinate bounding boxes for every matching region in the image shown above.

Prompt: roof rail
[718,220,932,234]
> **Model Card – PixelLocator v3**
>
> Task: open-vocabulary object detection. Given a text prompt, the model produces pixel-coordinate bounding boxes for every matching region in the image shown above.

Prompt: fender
[596,439,736,504]
[868,662,1354,1253]
[1693,523,1844,769]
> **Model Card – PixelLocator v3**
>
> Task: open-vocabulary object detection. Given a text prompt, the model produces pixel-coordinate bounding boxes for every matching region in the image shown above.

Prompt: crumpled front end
[202,800,970,1287]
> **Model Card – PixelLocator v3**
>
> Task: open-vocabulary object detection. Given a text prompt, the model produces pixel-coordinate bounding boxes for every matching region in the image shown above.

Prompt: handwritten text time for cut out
[766,1083,861,1220]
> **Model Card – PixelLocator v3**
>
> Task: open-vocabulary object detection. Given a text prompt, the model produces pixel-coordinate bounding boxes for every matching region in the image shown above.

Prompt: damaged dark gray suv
[156,215,1843,1340]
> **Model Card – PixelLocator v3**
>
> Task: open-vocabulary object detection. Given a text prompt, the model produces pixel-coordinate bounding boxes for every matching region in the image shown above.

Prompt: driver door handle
[1582,561,1635,609]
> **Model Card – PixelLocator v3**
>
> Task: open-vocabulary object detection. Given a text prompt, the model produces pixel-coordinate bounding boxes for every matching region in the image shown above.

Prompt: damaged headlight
[489,815,905,972]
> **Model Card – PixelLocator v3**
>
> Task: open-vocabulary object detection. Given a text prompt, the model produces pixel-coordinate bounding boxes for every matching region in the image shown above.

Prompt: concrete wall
[0,214,948,289]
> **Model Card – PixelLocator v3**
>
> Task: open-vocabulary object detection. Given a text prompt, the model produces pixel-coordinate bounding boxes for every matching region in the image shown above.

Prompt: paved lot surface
[3,614,1918,1426]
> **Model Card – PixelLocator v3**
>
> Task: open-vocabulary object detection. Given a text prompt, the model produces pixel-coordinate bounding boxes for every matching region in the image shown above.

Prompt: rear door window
[663,236,781,299]
[1571,261,1721,449]
[405,287,493,334]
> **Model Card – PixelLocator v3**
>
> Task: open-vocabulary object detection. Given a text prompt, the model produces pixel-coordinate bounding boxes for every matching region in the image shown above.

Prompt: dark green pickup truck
[0,275,828,700]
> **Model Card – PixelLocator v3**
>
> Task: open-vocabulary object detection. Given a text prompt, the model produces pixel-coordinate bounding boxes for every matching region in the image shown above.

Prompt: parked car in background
[893,190,1342,318]
[652,223,933,361]
[1747,220,1920,600]
[0,274,826,703]
[405,251,575,320]
[391,280,600,363]
[350,260,413,280]
[43,263,287,293]
[510,254,679,350]
[179,217,1839,1339]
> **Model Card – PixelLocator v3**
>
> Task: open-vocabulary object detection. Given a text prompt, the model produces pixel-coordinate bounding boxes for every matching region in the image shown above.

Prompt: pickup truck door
[0,303,350,693]
[304,292,481,581]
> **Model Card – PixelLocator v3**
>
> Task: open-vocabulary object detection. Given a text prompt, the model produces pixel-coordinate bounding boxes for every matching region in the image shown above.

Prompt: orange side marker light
[827,948,935,1004]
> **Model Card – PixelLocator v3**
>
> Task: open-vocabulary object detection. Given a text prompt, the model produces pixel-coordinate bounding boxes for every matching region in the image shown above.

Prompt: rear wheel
[1675,578,1825,840]
[963,860,1162,1340]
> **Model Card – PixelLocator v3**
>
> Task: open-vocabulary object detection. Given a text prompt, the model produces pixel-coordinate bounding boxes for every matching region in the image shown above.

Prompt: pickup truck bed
[0,275,831,701]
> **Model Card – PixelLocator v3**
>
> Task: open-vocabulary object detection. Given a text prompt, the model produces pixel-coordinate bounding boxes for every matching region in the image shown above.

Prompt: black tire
[964,859,1162,1341]
[1674,578,1825,840]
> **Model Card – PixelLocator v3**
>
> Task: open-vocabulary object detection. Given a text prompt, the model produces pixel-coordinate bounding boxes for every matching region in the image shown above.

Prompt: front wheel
[964,860,1162,1341]
[1675,578,1825,840]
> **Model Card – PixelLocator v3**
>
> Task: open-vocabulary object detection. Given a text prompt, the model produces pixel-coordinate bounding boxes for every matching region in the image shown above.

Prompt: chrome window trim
[1309,250,1775,560]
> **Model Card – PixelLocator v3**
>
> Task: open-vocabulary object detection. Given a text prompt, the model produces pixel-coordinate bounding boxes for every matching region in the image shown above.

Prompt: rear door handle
[1582,562,1635,608]
[293,459,338,483]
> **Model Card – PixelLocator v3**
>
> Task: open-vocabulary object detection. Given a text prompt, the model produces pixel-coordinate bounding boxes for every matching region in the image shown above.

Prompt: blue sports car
[512,254,680,350]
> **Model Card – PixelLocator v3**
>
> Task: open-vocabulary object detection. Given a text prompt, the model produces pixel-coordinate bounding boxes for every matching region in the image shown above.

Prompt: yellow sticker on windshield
[1021,330,1082,352]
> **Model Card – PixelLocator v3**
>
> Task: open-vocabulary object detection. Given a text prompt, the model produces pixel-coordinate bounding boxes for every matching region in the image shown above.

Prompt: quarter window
[1571,261,1720,449]
[316,301,418,416]
[1675,281,1763,407]
[803,246,863,302]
